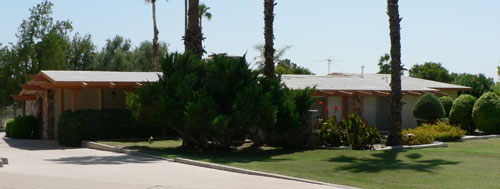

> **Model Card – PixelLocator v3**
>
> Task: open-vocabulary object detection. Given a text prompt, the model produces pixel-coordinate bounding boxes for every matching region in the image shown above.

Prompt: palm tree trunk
[184,0,204,60]
[184,0,188,36]
[386,0,403,146]
[263,0,276,78]
[152,0,159,71]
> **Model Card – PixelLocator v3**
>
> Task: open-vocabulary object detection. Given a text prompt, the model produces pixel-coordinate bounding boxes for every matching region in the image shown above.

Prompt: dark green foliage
[57,109,145,147]
[128,52,315,148]
[451,73,494,98]
[409,62,451,83]
[275,59,314,75]
[318,113,379,150]
[439,96,454,117]
[449,94,477,134]
[403,121,466,145]
[472,92,500,134]
[5,119,14,137]
[9,116,38,139]
[413,93,446,124]
[57,110,82,147]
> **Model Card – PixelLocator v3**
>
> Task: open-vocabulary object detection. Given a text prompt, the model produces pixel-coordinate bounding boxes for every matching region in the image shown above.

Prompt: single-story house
[13,71,471,139]
[281,73,471,131]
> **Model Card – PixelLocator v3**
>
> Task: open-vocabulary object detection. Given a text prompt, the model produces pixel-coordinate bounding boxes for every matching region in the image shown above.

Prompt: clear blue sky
[1,0,499,81]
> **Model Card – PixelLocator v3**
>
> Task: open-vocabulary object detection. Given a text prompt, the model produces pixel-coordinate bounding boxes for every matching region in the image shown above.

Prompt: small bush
[413,93,446,125]
[449,94,477,134]
[403,121,466,145]
[57,109,143,147]
[9,116,38,139]
[439,96,454,117]
[318,113,379,150]
[5,119,14,137]
[472,92,500,134]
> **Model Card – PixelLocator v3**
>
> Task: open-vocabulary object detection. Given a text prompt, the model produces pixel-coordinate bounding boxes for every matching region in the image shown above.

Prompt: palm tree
[184,0,187,35]
[145,0,159,71]
[199,4,212,30]
[184,0,204,59]
[263,0,276,78]
[386,0,403,146]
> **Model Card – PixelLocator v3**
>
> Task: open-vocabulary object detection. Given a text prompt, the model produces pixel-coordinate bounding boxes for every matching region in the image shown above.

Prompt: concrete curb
[81,141,173,162]
[84,141,355,188]
[460,134,500,141]
[173,158,357,189]
[376,141,448,151]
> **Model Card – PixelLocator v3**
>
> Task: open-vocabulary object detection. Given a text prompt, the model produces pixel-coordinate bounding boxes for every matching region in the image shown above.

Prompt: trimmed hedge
[403,121,466,145]
[5,119,14,137]
[472,92,500,134]
[57,109,153,147]
[449,94,477,134]
[7,116,38,139]
[413,93,446,124]
[439,96,454,117]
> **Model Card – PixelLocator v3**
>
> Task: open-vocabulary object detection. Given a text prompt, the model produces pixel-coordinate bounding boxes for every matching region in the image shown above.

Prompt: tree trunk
[263,0,276,78]
[184,0,188,36]
[386,0,403,146]
[152,0,159,71]
[184,0,204,60]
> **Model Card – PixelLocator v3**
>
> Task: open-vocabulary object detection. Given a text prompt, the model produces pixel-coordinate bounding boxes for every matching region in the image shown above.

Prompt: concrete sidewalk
[0,132,346,189]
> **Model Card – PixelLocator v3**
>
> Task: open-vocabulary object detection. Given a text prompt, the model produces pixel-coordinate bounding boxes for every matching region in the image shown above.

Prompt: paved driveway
[0,133,345,189]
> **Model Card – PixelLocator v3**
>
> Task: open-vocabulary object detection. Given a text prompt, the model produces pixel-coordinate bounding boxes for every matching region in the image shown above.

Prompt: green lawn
[99,138,500,188]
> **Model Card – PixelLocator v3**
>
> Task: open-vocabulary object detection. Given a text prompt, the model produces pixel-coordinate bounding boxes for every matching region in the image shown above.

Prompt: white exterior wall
[402,95,419,129]
[362,96,377,127]
[327,96,343,121]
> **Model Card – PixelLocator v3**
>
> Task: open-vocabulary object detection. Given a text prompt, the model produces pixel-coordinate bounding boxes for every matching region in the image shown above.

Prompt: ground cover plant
[99,138,500,189]
[402,121,466,145]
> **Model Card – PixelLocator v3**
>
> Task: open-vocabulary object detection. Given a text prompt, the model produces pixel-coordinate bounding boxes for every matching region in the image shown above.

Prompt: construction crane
[313,57,343,74]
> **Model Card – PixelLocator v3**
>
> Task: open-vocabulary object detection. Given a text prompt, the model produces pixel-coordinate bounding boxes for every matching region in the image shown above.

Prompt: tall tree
[377,53,391,74]
[386,0,403,146]
[68,33,96,70]
[95,36,134,71]
[145,0,160,71]
[184,0,204,59]
[199,4,212,30]
[253,44,291,69]
[184,0,188,36]
[409,62,451,83]
[275,59,313,75]
[452,73,494,98]
[263,0,276,78]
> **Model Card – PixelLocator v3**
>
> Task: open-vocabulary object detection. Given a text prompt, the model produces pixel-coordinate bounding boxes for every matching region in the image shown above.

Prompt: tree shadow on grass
[128,145,300,164]
[329,150,460,173]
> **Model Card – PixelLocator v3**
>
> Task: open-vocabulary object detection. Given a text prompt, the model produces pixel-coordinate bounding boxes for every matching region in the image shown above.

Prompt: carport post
[70,89,79,112]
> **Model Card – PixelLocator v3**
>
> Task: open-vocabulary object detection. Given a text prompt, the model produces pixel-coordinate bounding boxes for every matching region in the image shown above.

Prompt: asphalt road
[0,132,345,189]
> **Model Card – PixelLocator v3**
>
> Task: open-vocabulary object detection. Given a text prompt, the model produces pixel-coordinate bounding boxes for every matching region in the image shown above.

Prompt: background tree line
[0,1,168,107]
[377,53,499,98]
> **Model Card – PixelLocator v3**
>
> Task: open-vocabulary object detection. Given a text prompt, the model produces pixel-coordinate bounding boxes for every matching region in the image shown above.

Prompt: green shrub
[413,93,446,124]
[449,94,477,134]
[5,119,14,137]
[319,113,379,150]
[472,92,500,134]
[57,109,143,147]
[57,110,82,147]
[403,121,466,145]
[9,116,38,139]
[439,96,454,117]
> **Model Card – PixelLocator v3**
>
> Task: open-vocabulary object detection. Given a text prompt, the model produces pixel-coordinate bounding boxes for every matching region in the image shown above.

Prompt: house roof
[13,71,162,101]
[282,73,471,96]
[41,71,162,83]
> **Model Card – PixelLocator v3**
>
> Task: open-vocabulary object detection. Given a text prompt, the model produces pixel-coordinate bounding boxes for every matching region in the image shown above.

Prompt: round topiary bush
[449,94,477,134]
[413,93,446,124]
[10,116,38,139]
[439,96,454,117]
[472,92,500,134]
